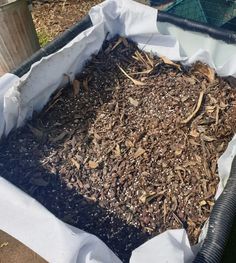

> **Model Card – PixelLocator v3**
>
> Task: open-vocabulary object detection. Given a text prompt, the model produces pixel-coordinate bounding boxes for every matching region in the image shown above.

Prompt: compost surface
[1,37,236,262]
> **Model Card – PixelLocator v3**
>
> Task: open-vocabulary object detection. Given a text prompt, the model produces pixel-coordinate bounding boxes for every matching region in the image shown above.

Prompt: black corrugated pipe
[194,156,236,263]
[157,11,236,44]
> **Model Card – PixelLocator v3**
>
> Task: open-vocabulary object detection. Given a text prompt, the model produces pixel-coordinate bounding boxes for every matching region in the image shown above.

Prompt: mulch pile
[1,37,236,262]
[32,0,102,42]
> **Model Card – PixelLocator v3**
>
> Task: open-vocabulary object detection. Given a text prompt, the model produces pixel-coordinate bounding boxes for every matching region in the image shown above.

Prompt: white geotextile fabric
[0,0,236,262]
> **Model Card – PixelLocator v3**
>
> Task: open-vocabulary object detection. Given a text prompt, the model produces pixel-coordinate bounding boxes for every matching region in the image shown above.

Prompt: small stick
[181,91,204,124]
[117,64,145,86]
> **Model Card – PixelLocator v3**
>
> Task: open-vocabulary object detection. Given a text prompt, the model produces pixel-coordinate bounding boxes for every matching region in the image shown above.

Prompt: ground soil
[0,230,47,263]
[32,0,103,43]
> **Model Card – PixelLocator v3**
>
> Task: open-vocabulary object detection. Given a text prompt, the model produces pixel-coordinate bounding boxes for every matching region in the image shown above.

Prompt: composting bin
[0,1,236,262]
[0,0,39,76]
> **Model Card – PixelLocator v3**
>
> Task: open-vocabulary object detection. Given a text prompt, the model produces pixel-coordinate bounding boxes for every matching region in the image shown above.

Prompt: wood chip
[133,147,146,158]
[71,158,80,170]
[160,56,181,71]
[114,144,121,157]
[72,79,80,96]
[194,63,215,83]
[88,161,99,169]
[128,97,139,107]
[201,135,216,142]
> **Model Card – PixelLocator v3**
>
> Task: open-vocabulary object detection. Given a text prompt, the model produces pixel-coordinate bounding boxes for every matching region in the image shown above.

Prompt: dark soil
[1,37,236,262]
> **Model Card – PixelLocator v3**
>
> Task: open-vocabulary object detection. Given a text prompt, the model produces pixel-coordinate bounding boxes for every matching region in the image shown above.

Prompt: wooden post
[0,0,40,76]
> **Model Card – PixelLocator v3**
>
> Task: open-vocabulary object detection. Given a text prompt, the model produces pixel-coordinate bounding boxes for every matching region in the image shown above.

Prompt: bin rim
[7,7,236,263]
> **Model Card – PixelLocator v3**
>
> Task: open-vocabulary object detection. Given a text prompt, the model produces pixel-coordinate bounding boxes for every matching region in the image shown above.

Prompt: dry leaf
[207,201,215,206]
[208,94,217,104]
[211,159,217,174]
[117,64,145,86]
[125,139,134,148]
[127,213,133,223]
[172,196,178,211]
[190,129,199,138]
[175,148,183,156]
[219,101,228,109]
[187,218,196,227]
[201,135,216,142]
[146,190,167,203]
[134,147,146,158]
[189,139,200,146]
[0,242,8,248]
[71,158,80,170]
[111,37,123,51]
[28,124,43,139]
[160,56,181,71]
[133,51,150,68]
[129,68,153,75]
[129,97,139,106]
[199,200,207,206]
[72,79,80,96]
[51,131,68,142]
[181,91,204,124]
[184,77,196,85]
[197,125,207,133]
[139,191,156,204]
[144,52,154,68]
[88,161,99,169]
[194,63,215,83]
[181,95,189,102]
[217,142,225,152]
[205,105,216,113]
[163,201,167,224]
[93,133,101,140]
[121,37,129,47]
[195,154,202,162]
[114,144,121,157]
[183,161,197,167]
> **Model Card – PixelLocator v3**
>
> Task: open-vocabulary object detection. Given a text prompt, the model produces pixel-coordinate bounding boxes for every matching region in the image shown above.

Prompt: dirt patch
[0,37,236,262]
[0,230,47,263]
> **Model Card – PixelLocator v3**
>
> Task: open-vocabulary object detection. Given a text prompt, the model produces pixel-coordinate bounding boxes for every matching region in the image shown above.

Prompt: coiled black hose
[194,156,236,263]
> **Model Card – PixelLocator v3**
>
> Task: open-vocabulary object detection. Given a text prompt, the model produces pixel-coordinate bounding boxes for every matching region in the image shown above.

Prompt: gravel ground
[1,37,236,262]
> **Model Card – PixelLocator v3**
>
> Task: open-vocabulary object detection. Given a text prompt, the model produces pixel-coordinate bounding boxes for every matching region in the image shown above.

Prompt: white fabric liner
[0,0,236,262]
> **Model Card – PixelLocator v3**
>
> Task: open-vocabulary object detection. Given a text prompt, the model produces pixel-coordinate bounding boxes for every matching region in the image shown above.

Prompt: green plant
[37,31,50,47]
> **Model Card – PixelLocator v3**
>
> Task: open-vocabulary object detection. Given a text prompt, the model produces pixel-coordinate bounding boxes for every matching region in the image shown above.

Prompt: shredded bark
[32,0,103,43]
[1,37,236,262]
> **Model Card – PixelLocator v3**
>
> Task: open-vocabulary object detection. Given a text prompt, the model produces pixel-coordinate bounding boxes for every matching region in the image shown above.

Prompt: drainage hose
[194,156,236,263]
